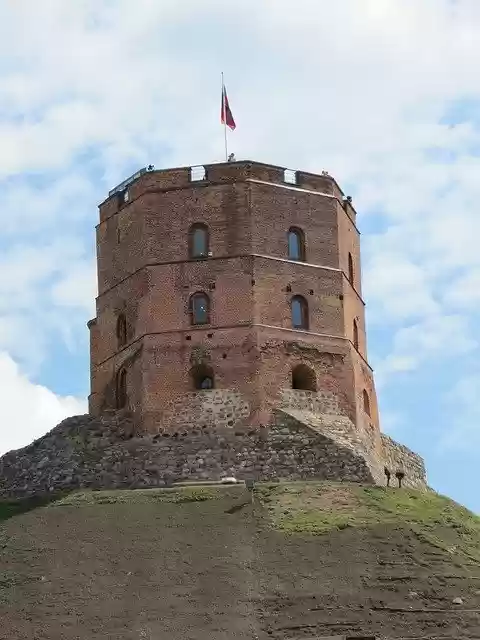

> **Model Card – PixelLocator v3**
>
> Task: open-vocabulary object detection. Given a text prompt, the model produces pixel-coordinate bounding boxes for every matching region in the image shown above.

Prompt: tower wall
[86,160,422,486]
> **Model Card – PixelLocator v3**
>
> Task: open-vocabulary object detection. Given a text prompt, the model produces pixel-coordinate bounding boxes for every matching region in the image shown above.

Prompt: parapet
[98,160,354,223]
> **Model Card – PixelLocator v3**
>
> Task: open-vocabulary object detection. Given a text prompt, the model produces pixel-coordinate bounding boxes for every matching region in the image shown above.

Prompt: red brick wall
[89,161,380,441]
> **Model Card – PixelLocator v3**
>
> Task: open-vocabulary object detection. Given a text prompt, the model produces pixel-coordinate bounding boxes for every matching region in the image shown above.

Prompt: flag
[221,84,236,131]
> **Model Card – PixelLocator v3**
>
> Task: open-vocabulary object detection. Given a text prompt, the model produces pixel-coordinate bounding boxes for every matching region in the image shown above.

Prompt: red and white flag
[221,83,236,131]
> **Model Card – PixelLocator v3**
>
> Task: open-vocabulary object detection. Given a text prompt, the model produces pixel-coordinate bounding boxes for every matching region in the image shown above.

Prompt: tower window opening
[291,295,309,330]
[190,292,210,325]
[363,389,371,417]
[288,227,306,262]
[190,165,206,181]
[116,313,127,348]
[116,368,127,409]
[189,223,209,259]
[353,319,359,351]
[284,169,297,185]
[191,364,215,391]
[291,364,317,391]
[348,252,354,285]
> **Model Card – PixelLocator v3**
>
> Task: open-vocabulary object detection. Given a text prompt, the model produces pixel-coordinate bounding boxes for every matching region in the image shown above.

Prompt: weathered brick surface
[85,161,426,490]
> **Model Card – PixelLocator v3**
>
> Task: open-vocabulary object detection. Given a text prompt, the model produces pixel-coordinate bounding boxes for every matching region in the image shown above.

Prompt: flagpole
[222,72,228,161]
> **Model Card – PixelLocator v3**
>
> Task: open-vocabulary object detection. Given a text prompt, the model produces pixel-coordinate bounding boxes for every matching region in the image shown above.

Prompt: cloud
[0,351,86,455]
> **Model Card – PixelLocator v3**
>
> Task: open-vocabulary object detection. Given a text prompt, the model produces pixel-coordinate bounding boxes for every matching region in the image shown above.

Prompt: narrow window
[288,227,306,262]
[189,223,209,259]
[116,314,127,348]
[353,319,359,351]
[190,292,210,325]
[116,369,127,409]
[291,364,317,391]
[191,364,215,390]
[363,389,371,417]
[291,295,309,330]
[348,252,354,285]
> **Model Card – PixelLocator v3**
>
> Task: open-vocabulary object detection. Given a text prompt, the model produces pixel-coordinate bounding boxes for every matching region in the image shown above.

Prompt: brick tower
[88,161,424,485]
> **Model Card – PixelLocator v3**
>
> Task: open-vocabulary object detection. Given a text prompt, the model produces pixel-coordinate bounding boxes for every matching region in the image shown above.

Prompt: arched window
[191,364,215,391]
[348,252,354,285]
[116,314,127,348]
[288,227,306,262]
[190,292,210,325]
[189,223,209,259]
[116,368,127,409]
[291,364,317,391]
[353,319,359,351]
[291,295,309,330]
[363,389,371,417]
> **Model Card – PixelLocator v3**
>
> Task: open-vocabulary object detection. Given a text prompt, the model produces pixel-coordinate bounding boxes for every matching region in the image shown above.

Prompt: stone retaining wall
[0,412,375,499]
[159,389,250,432]
[279,389,343,415]
[0,411,427,499]
[381,434,426,489]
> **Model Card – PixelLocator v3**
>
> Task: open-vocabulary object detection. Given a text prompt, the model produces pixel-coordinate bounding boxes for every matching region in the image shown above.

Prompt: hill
[0,482,479,639]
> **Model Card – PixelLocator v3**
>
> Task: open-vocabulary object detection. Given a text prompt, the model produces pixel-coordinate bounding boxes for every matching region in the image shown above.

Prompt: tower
[88,161,381,451]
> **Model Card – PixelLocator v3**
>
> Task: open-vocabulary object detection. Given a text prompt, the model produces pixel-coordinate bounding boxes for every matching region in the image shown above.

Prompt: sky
[1,0,480,511]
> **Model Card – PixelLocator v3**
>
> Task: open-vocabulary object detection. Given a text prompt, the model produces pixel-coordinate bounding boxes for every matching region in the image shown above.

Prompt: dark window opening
[288,227,306,261]
[189,223,209,259]
[191,365,215,391]
[291,295,309,330]
[363,389,371,417]
[116,314,127,348]
[291,364,317,391]
[116,369,127,409]
[348,252,354,285]
[190,292,210,325]
[353,319,359,351]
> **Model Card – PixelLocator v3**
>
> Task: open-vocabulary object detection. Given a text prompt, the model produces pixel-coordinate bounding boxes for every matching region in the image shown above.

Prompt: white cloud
[439,373,480,452]
[0,351,86,455]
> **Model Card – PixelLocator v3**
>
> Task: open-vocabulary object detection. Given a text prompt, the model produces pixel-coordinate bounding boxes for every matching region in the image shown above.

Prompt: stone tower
[87,161,425,486]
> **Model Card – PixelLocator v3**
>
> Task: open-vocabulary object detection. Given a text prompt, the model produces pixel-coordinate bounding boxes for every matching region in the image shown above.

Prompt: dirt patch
[0,482,479,639]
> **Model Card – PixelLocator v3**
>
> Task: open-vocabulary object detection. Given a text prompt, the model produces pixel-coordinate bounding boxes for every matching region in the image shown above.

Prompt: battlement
[98,160,355,223]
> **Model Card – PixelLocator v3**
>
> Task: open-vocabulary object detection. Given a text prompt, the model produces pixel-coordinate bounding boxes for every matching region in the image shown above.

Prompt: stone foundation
[0,409,427,499]
[159,389,250,432]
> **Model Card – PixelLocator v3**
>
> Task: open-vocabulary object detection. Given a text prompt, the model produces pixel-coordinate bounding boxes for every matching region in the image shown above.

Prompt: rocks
[0,406,427,499]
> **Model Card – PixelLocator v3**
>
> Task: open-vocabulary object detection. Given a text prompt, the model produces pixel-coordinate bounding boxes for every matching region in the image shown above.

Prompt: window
[291,364,317,391]
[291,295,309,330]
[353,319,359,351]
[348,252,354,285]
[190,165,206,181]
[363,389,371,417]
[189,223,209,259]
[288,227,306,262]
[191,364,215,390]
[116,314,127,348]
[190,292,210,325]
[284,169,297,184]
[116,369,127,409]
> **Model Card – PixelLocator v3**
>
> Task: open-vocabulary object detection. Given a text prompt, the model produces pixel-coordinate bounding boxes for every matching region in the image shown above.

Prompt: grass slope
[0,482,479,640]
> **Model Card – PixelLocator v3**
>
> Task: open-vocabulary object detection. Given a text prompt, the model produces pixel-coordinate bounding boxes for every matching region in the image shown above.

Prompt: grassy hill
[0,481,479,639]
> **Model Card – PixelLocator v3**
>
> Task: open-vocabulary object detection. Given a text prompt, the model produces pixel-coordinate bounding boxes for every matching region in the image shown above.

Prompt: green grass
[255,482,480,561]
[2,482,480,562]
[51,485,241,507]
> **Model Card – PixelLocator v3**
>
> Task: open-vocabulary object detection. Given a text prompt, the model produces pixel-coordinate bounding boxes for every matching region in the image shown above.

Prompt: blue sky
[1,0,480,512]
